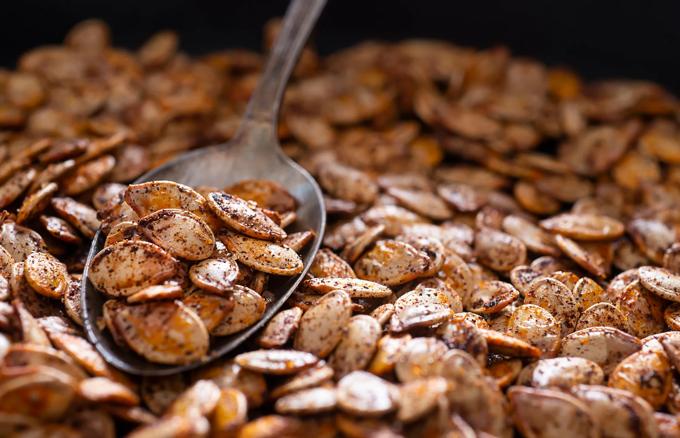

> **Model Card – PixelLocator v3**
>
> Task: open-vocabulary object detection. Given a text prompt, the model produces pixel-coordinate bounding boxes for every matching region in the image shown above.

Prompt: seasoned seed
[24,251,69,299]
[475,227,527,272]
[540,213,624,240]
[329,315,381,378]
[303,277,391,298]
[509,387,599,438]
[235,349,318,375]
[354,240,432,286]
[507,304,561,356]
[294,290,352,358]
[51,197,100,239]
[207,192,286,241]
[88,240,178,297]
[113,300,209,365]
[40,215,82,245]
[561,327,642,374]
[78,377,140,406]
[210,285,265,336]
[257,307,303,348]
[188,257,239,294]
[138,209,215,261]
[337,371,397,417]
[220,230,303,276]
[275,386,337,415]
[16,182,57,224]
[524,277,579,335]
[126,283,183,303]
[639,266,680,302]
[576,302,628,331]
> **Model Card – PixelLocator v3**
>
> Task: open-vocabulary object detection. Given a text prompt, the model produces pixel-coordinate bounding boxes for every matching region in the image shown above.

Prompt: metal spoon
[81,0,327,376]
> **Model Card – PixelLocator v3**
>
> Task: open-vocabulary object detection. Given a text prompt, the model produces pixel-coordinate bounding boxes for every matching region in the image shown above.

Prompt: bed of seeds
[0,17,680,438]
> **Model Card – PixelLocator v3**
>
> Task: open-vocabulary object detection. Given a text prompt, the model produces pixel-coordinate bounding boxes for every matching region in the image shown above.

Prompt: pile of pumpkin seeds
[0,18,680,437]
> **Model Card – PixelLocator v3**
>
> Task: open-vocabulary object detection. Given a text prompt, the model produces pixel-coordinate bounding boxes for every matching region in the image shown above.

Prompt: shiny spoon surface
[81,0,327,376]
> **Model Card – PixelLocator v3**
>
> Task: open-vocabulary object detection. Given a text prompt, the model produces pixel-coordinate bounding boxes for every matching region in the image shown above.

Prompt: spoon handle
[239,0,326,129]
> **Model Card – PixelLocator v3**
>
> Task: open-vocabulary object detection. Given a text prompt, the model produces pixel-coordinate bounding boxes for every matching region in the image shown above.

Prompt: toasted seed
[609,340,672,409]
[475,227,527,272]
[561,327,642,374]
[44,329,132,388]
[576,303,628,331]
[179,289,234,334]
[113,300,209,365]
[397,377,449,423]
[126,283,183,303]
[270,363,334,400]
[188,257,239,294]
[0,222,47,262]
[29,159,76,193]
[51,197,100,239]
[510,265,544,296]
[639,266,680,302]
[224,179,297,214]
[436,183,487,213]
[168,379,221,417]
[479,329,542,358]
[571,384,658,438]
[317,162,378,205]
[488,358,523,388]
[664,303,680,331]
[555,234,609,278]
[236,349,318,375]
[0,246,14,278]
[303,277,391,298]
[92,182,127,211]
[509,387,599,438]
[40,215,81,245]
[13,299,51,346]
[507,304,561,356]
[502,214,560,256]
[540,213,624,240]
[0,366,77,421]
[368,334,412,376]
[62,155,116,195]
[513,180,561,215]
[392,287,454,331]
[0,167,36,209]
[628,218,675,264]
[78,377,140,406]
[309,249,355,278]
[207,192,286,241]
[274,386,337,415]
[138,209,215,261]
[614,280,665,338]
[294,290,352,358]
[341,224,385,264]
[89,240,178,297]
[574,276,607,312]
[329,315,381,378]
[282,230,315,252]
[467,280,519,314]
[361,205,427,237]
[124,180,221,230]
[3,343,87,381]
[16,182,57,224]
[337,371,397,417]
[370,303,395,327]
[386,187,452,220]
[23,251,69,299]
[524,277,579,335]
[126,415,202,438]
[212,387,248,434]
[220,230,303,276]
[354,239,431,286]
[257,307,303,348]
[437,318,488,366]
[140,374,186,415]
[531,357,605,388]
[395,337,448,382]
[210,285,265,336]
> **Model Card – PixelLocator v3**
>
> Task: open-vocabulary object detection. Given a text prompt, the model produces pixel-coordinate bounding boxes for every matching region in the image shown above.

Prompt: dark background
[2,0,680,93]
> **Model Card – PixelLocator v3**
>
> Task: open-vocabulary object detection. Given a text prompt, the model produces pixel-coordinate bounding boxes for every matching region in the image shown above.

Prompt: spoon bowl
[81,0,327,376]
